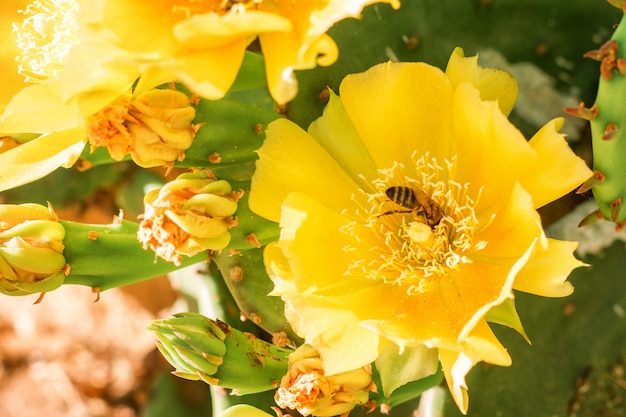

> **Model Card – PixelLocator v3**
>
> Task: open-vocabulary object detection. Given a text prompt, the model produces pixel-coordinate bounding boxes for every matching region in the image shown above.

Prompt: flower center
[13,0,79,83]
[341,153,487,294]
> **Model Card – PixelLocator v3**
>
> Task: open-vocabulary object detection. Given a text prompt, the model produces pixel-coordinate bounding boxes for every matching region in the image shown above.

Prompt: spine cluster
[569,2,626,229]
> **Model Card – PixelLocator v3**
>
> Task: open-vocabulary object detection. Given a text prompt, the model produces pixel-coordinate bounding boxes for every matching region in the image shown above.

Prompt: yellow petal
[0,83,83,134]
[261,32,338,104]
[274,191,362,291]
[521,118,593,209]
[339,61,455,170]
[0,127,86,192]
[514,238,584,297]
[445,47,518,116]
[61,41,140,115]
[0,1,30,107]
[473,183,542,259]
[249,118,360,223]
[282,292,381,376]
[90,0,180,56]
[171,42,248,100]
[451,83,537,211]
[173,11,292,48]
[307,90,378,188]
[439,321,511,415]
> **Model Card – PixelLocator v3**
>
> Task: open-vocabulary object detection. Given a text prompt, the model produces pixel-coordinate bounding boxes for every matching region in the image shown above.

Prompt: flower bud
[148,312,290,394]
[275,345,373,417]
[137,171,238,265]
[0,203,66,296]
[87,88,197,169]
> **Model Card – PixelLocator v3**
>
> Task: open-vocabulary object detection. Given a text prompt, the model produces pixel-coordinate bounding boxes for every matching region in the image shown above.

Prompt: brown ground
[0,277,177,417]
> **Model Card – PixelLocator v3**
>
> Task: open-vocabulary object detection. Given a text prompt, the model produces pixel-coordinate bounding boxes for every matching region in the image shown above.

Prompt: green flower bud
[148,312,291,395]
[0,203,67,296]
[138,171,238,265]
[275,345,373,417]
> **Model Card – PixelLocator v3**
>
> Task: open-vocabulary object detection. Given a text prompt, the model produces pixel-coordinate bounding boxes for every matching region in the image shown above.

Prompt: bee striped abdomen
[385,186,417,210]
[381,186,444,228]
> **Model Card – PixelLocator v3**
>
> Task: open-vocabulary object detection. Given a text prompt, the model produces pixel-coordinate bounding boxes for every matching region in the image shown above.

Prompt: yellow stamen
[12,0,78,83]
[342,153,487,294]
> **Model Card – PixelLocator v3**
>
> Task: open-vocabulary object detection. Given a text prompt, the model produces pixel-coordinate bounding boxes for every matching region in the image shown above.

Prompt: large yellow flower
[82,0,400,104]
[249,48,592,413]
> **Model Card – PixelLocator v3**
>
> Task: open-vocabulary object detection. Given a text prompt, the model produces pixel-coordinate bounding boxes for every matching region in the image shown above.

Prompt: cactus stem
[578,209,605,227]
[616,220,626,232]
[563,102,599,120]
[610,198,622,222]
[576,170,606,194]
[602,123,620,140]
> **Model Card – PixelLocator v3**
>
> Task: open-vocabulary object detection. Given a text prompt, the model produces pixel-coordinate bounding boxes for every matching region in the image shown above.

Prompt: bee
[379,186,444,228]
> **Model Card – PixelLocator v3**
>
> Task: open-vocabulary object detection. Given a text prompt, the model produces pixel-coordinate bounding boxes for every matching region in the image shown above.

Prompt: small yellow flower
[249,48,592,413]
[275,344,372,417]
[86,88,197,168]
[0,203,67,296]
[82,0,400,104]
[138,171,239,266]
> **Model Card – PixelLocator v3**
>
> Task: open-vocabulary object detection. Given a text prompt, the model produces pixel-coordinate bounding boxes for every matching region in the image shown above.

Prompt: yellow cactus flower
[138,171,239,266]
[275,344,373,417]
[249,48,592,414]
[0,0,140,192]
[81,0,400,104]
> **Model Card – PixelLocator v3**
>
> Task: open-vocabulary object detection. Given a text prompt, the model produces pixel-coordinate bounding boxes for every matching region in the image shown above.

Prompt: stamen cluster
[342,154,487,294]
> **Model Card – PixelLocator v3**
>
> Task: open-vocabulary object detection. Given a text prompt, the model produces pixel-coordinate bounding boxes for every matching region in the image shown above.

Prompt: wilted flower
[80,0,400,104]
[0,203,67,296]
[138,171,238,265]
[275,344,372,417]
[249,48,592,413]
[86,88,197,168]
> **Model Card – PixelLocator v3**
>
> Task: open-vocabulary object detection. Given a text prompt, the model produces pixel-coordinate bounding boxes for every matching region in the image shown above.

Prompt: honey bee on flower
[379,185,445,228]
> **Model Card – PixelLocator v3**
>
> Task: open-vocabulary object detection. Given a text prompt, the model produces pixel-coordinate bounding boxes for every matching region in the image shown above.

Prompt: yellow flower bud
[275,345,372,417]
[138,171,238,265]
[0,203,66,296]
[87,88,197,169]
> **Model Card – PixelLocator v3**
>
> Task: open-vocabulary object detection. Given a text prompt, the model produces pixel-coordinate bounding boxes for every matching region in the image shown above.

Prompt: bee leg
[377,209,413,218]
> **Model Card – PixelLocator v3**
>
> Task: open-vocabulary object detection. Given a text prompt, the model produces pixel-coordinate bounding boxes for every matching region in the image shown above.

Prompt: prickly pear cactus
[575,2,626,228]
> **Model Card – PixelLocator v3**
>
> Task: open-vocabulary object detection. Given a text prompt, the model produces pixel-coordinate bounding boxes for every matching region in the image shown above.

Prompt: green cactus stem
[62,219,205,290]
[576,5,626,227]
[212,246,301,345]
